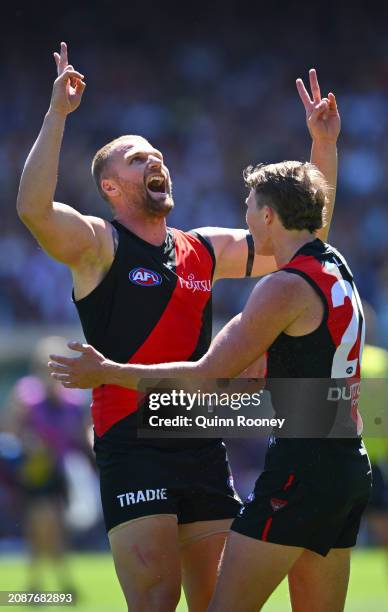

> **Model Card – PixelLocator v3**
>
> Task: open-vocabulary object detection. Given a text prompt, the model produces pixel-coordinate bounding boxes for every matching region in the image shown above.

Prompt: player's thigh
[109,515,181,599]
[288,547,351,612]
[209,530,303,612]
[368,512,388,545]
[179,519,231,612]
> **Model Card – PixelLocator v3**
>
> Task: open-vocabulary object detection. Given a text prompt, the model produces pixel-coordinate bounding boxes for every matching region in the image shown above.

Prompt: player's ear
[263,206,273,225]
[101,178,120,199]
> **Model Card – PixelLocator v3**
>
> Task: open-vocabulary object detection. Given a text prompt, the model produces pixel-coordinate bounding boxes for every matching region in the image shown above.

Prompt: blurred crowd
[1,5,388,336]
[0,3,388,572]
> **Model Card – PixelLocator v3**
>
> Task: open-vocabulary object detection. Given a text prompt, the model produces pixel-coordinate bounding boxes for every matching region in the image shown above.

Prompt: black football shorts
[232,437,372,556]
[95,439,241,533]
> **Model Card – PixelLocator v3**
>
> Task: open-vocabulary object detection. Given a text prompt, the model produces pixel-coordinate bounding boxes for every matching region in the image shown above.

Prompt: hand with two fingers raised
[296,68,340,144]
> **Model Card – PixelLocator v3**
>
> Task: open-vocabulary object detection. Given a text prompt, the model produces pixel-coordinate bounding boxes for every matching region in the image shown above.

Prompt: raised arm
[196,70,340,281]
[17,43,109,268]
[296,69,341,241]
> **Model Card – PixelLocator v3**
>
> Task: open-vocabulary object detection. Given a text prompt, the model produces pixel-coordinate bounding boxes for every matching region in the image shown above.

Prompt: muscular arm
[310,140,337,242]
[196,227,276,281]
[297,70,340,242]
[202,71,340,280]
[111,274,302,382]
[16,44,109,269]
[49,273,306,388]
[17,108,105,267]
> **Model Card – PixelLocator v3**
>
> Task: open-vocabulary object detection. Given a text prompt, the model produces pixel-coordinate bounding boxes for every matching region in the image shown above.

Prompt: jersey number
[330,278,365,378]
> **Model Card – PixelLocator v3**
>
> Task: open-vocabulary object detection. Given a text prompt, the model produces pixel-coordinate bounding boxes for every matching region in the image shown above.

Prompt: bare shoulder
[75,215,115,269]
[260,270,312,291]
[250,271,311,309]
[86,215,113,237]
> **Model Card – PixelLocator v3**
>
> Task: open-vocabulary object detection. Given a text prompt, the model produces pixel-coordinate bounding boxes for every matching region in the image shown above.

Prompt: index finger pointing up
[309,68,321,103]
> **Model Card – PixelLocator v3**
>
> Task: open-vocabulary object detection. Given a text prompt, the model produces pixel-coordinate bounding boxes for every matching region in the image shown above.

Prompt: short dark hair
[244,161,329,233]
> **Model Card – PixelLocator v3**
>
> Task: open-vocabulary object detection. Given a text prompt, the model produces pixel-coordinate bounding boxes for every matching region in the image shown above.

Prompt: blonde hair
[91,135,149,201]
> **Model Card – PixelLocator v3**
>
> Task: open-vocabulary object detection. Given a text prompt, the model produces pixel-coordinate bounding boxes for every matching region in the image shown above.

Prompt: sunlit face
[245,189,274,255]
[104,137,174,217]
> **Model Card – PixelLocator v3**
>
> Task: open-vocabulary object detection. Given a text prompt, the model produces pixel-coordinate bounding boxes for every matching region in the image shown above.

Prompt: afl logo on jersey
[129,267,162,287]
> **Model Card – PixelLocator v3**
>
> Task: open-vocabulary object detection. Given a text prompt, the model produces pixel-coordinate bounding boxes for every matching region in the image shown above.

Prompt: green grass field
[0,549,386,611]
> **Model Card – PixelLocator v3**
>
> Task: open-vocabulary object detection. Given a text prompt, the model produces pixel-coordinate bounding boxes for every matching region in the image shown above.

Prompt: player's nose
[148,155,162,169]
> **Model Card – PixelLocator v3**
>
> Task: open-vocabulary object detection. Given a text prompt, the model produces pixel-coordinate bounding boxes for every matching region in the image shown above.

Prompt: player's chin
[146,191,174,217]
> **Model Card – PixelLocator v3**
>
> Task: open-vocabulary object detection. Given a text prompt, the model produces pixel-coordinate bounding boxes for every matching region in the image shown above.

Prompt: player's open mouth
[146,174,168,197]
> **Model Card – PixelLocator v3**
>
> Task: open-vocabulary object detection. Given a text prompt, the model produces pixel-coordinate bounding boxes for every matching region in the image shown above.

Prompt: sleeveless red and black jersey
[266,238,365,438]
[74,221,215,440]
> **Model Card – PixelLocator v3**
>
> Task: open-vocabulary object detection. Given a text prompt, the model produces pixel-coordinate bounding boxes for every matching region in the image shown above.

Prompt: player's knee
[127,582,181,612]
[148,583,181,611]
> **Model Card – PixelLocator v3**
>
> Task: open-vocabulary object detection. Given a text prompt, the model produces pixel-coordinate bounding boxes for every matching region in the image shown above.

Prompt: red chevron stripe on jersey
[283,250,364,380]
[281,244,365,433]
[92,229,214,437]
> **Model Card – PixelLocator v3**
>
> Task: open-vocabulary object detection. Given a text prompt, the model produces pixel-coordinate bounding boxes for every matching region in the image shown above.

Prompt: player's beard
[119,178,174,218]
[143,186,174,218]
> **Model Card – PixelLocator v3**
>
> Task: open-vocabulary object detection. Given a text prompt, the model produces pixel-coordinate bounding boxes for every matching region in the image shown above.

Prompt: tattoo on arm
[245,233,254,277]
[112,224,119,255]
